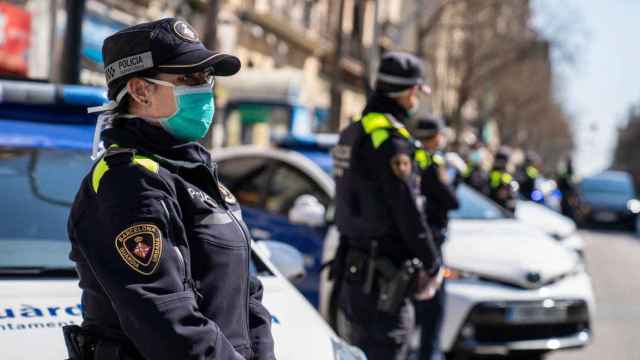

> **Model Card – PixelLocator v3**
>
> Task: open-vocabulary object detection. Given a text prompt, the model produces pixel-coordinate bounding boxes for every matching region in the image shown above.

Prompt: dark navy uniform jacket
[68,118,275,360]
[417,150,459,246]
[333,92,440,272]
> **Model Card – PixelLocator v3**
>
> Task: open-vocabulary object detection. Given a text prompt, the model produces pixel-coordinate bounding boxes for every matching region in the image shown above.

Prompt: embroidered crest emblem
[173,20,200,43]
[115,224,163,275]
[218,184,237,205]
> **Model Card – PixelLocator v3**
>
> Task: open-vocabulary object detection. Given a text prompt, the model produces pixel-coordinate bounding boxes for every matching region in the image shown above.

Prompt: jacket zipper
[228,208,251,344]
[205,165,251,345]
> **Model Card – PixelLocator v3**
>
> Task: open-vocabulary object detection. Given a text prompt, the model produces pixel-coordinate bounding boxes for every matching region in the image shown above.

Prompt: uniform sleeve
[247,276,276,360]
[372,136,441,272]
[421,164,459,212]
[74,164,244,360]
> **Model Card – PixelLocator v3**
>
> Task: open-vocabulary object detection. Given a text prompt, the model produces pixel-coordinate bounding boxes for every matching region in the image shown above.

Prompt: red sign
[0,2,31,76]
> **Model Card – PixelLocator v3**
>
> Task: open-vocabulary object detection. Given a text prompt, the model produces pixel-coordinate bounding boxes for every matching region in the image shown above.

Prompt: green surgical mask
[145,78,215,141]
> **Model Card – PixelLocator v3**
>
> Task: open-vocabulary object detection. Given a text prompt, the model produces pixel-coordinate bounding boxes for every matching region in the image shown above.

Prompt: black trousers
[336,280,416,360]
[414,279,446,360]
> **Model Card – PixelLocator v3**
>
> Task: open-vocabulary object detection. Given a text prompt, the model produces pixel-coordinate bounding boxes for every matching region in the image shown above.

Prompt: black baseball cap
[415,116,445,138]
[102,18,241,100]
[375,51,431,94]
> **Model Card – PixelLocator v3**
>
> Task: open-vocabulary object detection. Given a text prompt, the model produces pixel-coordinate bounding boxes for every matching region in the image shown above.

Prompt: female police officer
[67,18,275,360]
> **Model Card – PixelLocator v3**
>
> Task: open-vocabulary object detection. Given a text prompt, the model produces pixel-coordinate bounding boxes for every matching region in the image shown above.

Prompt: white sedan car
[214,146,595,359]
[515,200,585,258]
[0,241,364,360]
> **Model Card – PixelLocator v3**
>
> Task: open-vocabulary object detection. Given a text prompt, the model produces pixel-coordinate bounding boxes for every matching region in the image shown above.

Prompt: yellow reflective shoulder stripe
[433,154,444,166]
[371,129,390,149]
[133,155,160,173]
[92,158,109,193]
[490,171,512,188]
[490,171,502,188]
[415,149,430,170]
[415,149,428,169]
[361,113,392,134]
[91,151,160,193]
[362,112,412,147]
[397,127,410,139]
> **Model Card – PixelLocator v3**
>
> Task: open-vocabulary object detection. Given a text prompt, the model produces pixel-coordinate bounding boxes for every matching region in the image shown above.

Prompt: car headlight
[627,199,640,214]
[332,339,367,360]
[443,266,479,280]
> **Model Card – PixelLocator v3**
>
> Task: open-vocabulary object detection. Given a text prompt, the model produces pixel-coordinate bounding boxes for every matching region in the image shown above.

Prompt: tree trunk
[328,0,346,131]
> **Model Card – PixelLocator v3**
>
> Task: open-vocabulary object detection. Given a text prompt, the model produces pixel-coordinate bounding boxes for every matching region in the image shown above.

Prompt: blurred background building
[1,0,575,172]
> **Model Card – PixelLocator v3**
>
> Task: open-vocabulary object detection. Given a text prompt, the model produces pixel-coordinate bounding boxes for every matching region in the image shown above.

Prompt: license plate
[594,211,617,222]
[507,306,567,324]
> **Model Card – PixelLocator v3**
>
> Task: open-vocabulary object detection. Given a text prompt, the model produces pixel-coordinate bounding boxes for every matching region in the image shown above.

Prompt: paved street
[547,230,640,360]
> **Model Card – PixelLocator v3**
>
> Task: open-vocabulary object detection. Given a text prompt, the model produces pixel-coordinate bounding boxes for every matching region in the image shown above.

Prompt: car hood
[260,276,339,359]
[515,200,576,238]
[445,219,579,288]
[0,277,338,360]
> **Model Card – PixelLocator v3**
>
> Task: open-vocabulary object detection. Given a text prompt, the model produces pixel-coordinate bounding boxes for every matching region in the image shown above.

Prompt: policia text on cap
[64,18,276,360]
[331,51,444,360]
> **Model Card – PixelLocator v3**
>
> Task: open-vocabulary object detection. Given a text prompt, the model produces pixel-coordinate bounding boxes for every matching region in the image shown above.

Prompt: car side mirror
[259,240,306,282]
[288,194,326,227]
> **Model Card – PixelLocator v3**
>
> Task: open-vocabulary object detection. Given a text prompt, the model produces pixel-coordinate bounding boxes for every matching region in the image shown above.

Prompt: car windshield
[579,177,635,196]
[0,146,272,276]
[0,147,91,270]
[450,184,507,220]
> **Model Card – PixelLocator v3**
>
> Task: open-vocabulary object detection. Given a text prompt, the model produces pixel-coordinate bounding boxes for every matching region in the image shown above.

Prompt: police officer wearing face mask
[413,117,459,360]
[331,52,443,360]
[65,18,275,360]
[463,144,490,196]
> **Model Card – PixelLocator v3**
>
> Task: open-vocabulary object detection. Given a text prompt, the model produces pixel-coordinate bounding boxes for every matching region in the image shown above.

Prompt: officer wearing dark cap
[331,51,442,360]
[66,18,275,360]
[413,116,459,360]
[488,147,518,213]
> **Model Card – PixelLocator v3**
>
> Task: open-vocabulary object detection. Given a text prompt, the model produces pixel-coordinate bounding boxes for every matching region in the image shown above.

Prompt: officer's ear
[127,77,153,106]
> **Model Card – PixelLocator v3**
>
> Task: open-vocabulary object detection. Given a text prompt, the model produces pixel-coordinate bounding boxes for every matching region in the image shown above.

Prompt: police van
[0,80,365,360]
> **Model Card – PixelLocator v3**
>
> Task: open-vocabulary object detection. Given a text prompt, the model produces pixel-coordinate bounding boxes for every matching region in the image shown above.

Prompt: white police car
[214,144,595,359]
[0,80,365,360]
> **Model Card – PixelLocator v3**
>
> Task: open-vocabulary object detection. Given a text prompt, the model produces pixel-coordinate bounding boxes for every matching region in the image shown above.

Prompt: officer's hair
[110,69,160,115]
[113,95,130,115]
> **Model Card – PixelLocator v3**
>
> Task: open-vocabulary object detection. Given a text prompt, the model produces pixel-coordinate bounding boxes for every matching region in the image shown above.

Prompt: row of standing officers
[331,51,552,360]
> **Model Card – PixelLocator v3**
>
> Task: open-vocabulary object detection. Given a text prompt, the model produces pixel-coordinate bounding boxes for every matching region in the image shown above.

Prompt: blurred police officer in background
[463,143,490,196]
[557,157,579,220]
[488,147,518,213]
[413,117,459,360]
[66,18,275,360]
[331,51,443,360]
[516,151,542,201]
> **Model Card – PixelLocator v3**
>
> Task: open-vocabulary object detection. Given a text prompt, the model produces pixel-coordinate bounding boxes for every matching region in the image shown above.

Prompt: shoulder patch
[115,224,163,275]
[390,153,413,179]
[218,184,237,205]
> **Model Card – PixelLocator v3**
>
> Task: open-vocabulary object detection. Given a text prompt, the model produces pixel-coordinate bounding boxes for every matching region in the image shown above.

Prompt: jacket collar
[101,117,212,166]
[361,91,410,123]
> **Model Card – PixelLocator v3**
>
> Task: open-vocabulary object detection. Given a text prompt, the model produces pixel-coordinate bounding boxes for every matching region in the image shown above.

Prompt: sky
[533,0,640,176]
